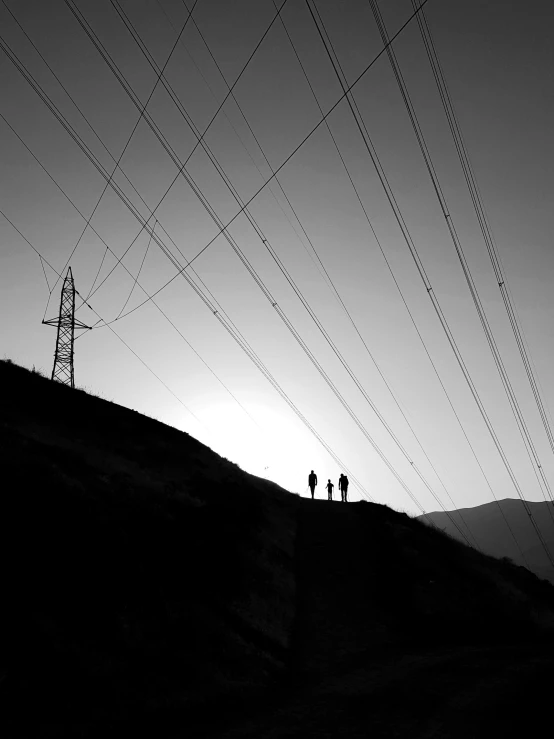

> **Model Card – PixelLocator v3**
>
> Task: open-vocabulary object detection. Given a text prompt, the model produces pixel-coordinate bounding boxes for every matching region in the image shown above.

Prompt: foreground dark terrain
[2,360,554,738]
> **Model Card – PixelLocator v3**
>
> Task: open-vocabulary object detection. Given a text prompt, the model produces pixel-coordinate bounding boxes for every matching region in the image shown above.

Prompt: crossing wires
[0,12,378,502]
[76,0,472,532]
[45,0,198,311]
[2,0,488,525]
[365,0,554,537]
[410,0,554,495]
[0,208,207,431]
[2,203,371,501]
[305,0,553,566]
[273,0,480,546]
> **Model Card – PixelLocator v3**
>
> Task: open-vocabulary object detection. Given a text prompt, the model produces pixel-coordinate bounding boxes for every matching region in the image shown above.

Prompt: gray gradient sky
[2,0,554,520]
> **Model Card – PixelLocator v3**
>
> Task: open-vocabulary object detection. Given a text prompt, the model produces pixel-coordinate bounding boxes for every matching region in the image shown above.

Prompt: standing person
[338,474,345,501]
[308,470,318,499]
[342,474,349,502]
[326,479,334,501]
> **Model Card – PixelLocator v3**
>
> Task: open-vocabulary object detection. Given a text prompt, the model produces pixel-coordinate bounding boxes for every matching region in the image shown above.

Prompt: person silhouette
[341,474,349,502]
[308,470,318,499]
[326,479,334,501]
[338,474,345,501]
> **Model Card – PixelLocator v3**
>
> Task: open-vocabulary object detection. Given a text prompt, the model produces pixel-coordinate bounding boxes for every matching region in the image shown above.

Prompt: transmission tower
[43,267,90,388]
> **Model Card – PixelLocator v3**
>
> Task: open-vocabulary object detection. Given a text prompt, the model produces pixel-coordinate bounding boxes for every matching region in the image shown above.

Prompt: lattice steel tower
[43,267,89,388]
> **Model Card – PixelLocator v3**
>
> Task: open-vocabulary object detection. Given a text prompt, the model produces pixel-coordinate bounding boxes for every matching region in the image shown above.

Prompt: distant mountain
[420,499,554,583]
[2,359,554,738]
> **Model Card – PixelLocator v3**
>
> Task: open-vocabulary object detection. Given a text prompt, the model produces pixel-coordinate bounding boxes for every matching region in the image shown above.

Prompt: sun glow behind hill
[173,399,346,497]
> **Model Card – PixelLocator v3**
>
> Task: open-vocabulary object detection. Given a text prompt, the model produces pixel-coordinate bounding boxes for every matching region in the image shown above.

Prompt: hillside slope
[421,499,554,583]
[2,360,554,738]
[0,361,298,737]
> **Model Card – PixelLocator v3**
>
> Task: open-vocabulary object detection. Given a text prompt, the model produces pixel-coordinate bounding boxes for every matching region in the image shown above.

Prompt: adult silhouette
[308,470,318,499]
[339,473,349,502]
[326,479,334,501]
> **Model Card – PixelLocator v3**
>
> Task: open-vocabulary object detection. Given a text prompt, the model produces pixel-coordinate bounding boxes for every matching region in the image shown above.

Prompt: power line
[158,0,354,318]
[0,104,372,505]
[6,0,540,548]
[366,0,554,542]
[90,1,484,544]
[59,0,198,306]
[58,0,290,308]
[0,208,210,430]
[38,255,52,292]
[2,0,447,513]
[272,0,479,545]
[61,0,290,278]
[304,0,543,566]
[72,0,433,318]
[169,0,337,291]
[0,0,178,310]
[178,0,452,512]
[0,108,267,439]
[30,223,375,502]
[158,0,317,268]
[84,0,479,528]
[311,0,543,564]
[3,0,476,533]
[2,0,544,556]
[115,218,155,319]
[1,197,54,296]
[0,29,225,322]
[2,205,372,498]
[181,0,487,541]
[80,0,463,528]
[411,0,554,507]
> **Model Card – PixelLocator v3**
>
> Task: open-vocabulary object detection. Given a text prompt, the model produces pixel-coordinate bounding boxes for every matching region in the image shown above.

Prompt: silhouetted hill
[2,359,554,738]
[421,499,554,583]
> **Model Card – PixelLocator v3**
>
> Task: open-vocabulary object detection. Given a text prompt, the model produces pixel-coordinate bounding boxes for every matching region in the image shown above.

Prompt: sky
[2,0,554,521]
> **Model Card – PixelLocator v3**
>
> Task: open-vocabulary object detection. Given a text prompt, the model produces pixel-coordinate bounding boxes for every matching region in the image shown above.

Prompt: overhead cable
[0,208,212,430]
[0,0,435,511]
[2,204,370,500]
[273,0,479,545]
[305,0,543,565]
[75,0,463,527]
[67,0,433,313]
[0,99,372,505]
[367,0,554,538]
[411,0,554,503]
[0,109,263,436]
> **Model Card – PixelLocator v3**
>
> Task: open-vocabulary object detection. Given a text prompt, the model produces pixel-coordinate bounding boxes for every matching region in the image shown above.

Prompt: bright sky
[2,0,554,516]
